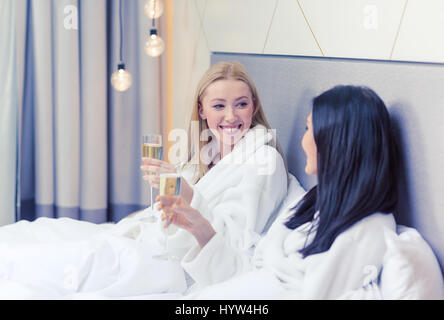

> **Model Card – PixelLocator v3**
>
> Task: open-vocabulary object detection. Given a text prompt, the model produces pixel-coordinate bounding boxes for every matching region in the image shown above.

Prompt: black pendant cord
[119,0,123,65]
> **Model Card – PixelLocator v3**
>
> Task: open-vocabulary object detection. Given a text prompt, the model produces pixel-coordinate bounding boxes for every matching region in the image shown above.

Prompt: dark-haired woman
[163,85,399,299]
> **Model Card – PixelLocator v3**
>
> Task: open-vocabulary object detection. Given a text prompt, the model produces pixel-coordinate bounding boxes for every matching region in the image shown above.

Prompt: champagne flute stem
[150,185,154,217]
[164,232,169,260]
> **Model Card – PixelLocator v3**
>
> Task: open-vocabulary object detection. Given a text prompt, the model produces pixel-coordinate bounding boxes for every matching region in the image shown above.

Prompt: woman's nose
[224,105,237,122]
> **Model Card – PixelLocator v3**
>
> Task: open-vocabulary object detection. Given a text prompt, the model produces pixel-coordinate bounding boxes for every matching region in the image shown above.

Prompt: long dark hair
[285,85,398,257]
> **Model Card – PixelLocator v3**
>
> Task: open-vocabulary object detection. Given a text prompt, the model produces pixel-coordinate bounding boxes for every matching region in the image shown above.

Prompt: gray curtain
[0,0,18,226]
[13,0,161,224]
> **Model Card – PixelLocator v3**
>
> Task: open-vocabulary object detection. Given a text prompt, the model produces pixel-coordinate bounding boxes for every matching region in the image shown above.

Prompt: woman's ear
[198,103,206,120]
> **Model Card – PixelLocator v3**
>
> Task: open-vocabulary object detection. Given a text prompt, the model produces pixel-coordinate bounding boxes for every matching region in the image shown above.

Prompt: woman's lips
[219,123,242,135]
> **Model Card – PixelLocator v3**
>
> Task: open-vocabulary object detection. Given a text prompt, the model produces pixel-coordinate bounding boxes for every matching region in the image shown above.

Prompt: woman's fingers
[161,208,177,228]
[142,173,160,188]
[141,158,176,172]
[158,195,182,208]
[140,159,177,190]
[157,196,197,229]
[171,206,198,222]
[142,171,160,180]
[142,157,163,165]
[140,165,162,174]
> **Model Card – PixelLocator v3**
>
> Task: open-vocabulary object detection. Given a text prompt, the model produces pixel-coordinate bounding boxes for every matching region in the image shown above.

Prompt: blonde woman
[141,61,290,288]
[0,61,290,299]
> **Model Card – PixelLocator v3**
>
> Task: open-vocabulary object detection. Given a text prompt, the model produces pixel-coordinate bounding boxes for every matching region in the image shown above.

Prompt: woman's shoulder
[250,143,283,161]
[246,144,286,177]
[341,212,396,245]
[304,212,397,263]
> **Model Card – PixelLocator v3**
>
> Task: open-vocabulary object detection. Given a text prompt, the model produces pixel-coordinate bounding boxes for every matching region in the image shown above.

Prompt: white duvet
[1,182,439,300]
[0,211,187,299]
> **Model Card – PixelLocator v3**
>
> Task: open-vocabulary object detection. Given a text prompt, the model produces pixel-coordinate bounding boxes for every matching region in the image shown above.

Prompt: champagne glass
[153,167,182,261]
[142,134,163,222]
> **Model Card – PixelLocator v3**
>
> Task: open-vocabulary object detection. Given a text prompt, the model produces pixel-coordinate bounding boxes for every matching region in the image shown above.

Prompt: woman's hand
[157,195,216,248]
[140,158,194,202]
[140,158,176,189]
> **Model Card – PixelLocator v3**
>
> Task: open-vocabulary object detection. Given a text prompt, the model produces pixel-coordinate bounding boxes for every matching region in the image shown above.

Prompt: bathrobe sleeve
[294,214,393,299]
[300,234,368,299]
[181,146,288,287]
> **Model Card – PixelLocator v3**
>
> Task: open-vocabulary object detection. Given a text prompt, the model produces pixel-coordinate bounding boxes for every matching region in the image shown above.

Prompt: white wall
[172,0,444,129]
[172,0,210,131]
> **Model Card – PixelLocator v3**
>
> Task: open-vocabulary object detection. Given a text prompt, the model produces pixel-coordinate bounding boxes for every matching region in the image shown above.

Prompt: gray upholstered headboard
[212,52,444,274]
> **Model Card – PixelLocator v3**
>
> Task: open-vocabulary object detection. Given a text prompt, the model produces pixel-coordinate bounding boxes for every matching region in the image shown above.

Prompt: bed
[1,52,443,299]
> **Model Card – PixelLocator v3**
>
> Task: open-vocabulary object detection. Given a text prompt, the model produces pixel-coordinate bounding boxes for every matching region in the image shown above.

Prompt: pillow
[380,226,444,300]
[281,173,307,210]
[262,174,306,233]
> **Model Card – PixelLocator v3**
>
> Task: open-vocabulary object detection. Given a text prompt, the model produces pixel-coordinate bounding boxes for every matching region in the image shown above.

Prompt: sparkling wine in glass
[153,172,181,260]
[142,134,163,222]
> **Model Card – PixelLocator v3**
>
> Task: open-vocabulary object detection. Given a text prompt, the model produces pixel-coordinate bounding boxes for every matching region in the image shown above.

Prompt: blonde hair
[185,61,287,184]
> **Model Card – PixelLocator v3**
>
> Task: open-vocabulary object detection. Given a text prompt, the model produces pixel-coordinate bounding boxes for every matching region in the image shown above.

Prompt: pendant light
[111,63,132,92]
[145,28,165,57]
[144,0,164,58]
[144,0,164,19]
[111,0,132,92]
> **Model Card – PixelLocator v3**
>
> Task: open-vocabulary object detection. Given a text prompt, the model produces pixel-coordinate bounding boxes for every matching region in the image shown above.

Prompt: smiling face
[302,112,318,175]
[198,78,255,155]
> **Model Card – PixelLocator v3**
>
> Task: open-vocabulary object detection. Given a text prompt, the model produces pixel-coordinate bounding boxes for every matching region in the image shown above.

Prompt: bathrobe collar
[206,124,273,168]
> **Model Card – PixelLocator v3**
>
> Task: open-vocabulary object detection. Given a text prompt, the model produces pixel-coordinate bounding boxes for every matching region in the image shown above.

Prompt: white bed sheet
[0,210,188,299]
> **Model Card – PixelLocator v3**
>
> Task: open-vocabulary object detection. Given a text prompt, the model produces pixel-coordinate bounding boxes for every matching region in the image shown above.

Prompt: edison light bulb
[144,0,164,19]
[145,29,165,57]
[111,64,133,92]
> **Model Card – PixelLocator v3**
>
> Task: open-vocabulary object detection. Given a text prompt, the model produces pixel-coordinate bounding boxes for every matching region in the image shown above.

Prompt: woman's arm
[159,149,288,286]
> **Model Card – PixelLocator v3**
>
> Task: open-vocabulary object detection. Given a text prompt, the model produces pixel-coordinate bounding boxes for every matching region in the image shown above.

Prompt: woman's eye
[305,126,308,131]
[236,102,248,108]
[213,104,224,109]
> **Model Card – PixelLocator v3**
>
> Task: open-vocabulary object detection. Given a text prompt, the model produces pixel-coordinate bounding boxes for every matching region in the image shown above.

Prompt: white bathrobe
[160,124,288,287]
[189,190,397,300]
